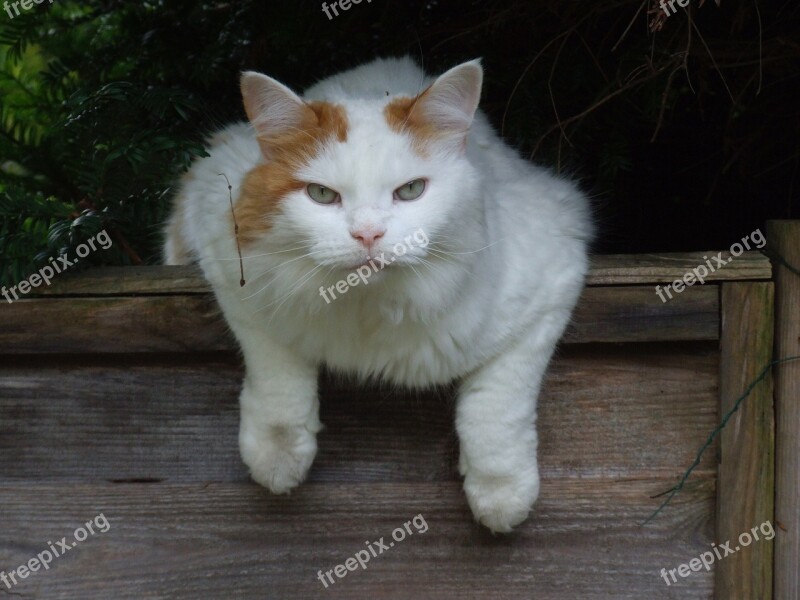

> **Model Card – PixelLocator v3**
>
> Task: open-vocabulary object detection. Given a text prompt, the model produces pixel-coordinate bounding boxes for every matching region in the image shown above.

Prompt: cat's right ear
[240,71,312,158]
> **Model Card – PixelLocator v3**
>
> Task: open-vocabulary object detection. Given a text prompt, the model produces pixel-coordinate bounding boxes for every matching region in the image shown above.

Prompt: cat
[164,56,594,532]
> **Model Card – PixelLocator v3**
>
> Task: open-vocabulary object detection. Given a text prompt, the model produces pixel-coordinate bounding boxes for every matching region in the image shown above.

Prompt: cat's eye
[307,183,340,205]
[394,179,426,201]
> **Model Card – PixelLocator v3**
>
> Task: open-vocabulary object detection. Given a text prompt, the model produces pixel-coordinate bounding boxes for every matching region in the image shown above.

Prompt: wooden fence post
[767,220,800,600]
[716,282,775,599]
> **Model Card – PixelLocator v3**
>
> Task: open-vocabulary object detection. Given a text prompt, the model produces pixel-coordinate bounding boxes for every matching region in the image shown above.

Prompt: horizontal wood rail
[0,251,770,355]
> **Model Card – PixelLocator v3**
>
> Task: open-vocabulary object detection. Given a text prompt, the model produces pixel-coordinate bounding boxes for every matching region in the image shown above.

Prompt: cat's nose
[350,227,386,249]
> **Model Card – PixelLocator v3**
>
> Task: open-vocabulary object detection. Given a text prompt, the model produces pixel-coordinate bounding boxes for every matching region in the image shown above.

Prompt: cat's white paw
[239,422,318,494]
[462,466,540,533]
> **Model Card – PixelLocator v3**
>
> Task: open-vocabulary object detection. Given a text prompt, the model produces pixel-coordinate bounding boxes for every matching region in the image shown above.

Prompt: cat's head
[235,59,485,303]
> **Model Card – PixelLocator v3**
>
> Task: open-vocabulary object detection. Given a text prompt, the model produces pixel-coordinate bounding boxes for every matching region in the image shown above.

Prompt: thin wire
[761,244,800,277]
[643,355,800,525]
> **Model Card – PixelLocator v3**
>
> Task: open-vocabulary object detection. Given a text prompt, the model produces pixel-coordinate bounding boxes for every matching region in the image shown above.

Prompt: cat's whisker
[406,262,423,283]
[247,250,319,280]
[418,256,448,273]
[424,249,464,266]
[424,247,457,260]
[260,263,327,319]
[428,240,502,256]
[424,254,483,283]
[242,252,321,299]
[413,255,449,276]
[259,262,340,321]
[210,244,314,261]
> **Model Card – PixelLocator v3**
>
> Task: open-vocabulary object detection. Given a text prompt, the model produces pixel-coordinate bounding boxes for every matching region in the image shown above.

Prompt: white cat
[164,57,593,532]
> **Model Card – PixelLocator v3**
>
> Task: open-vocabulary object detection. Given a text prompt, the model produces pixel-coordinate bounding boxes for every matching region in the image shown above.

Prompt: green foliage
[0,1,218,285]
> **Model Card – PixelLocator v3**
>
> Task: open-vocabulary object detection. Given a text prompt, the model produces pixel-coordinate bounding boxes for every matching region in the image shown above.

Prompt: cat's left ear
[415,59,483,138]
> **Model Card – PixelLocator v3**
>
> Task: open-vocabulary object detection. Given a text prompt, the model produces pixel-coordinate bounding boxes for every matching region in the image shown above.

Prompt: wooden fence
[0,220,796,599]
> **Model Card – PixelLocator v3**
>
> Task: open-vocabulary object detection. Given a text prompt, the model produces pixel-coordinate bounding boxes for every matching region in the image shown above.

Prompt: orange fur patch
[384,91,441,154]
[236,101,348,241]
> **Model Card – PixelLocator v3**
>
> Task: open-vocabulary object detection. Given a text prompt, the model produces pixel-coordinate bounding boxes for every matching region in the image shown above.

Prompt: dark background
[1,0,798,282]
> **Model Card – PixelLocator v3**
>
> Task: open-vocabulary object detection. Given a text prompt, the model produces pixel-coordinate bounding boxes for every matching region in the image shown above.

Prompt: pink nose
[351,228,385,248]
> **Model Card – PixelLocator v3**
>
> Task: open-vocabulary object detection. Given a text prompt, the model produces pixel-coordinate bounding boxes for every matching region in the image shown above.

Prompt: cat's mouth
[344,259,385,270]
[341,253,396,271]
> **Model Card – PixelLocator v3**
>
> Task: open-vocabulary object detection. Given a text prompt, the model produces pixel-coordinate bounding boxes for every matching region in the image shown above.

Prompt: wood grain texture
[716,283,775,600]
[21,251,771,298]
[30,265,211,296]
[0,296,234,354]
[565,286,718,344]
[0,346,719,483]
[0,286,720,354]
[588,251,771,285]
[767,220,800,600]
[0,249,751,598]
[0,479,715,600]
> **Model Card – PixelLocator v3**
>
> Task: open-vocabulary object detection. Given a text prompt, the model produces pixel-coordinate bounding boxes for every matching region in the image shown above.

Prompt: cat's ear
[240,71,313,157]
[416,59,483,137]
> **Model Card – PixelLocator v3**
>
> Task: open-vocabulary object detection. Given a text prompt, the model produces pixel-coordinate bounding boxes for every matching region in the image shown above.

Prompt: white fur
[164,57,594,532]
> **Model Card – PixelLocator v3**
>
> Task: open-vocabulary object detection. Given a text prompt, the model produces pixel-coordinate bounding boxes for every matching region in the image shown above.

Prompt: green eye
[394,178,426,201]
[307,183,340,205]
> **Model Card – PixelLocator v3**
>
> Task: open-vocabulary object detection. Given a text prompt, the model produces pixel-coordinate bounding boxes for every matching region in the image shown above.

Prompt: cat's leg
[456,323,564,532]
[227,317,321,494]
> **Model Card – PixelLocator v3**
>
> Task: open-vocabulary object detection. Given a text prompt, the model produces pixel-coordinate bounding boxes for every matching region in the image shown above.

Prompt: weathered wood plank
[716,283,775,600]
[565,285,718,343]
[19,251,770,298]
[0,346,719,483]
[0,479,715,599]
[30,265,211,296]
[0,286,720,354]
[767,220,800,600]
[0,296,233,354]
[589,251,771,285]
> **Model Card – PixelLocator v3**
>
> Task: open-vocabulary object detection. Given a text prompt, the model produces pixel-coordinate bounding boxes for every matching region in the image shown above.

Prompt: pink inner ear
[415,62,483,133]
[240,72,312,144]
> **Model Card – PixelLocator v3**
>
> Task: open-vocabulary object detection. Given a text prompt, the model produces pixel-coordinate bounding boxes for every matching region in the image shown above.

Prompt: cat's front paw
[462,465,540,533]
[239,422,318,494]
